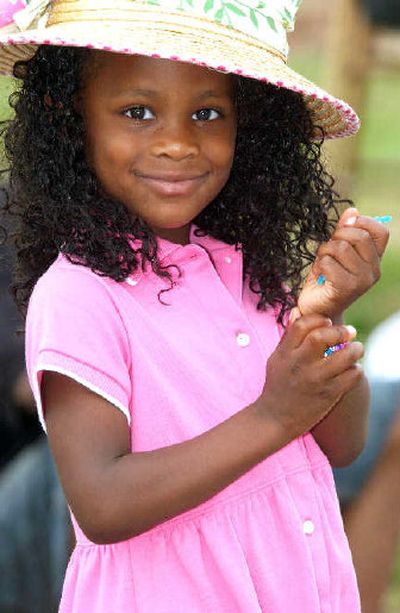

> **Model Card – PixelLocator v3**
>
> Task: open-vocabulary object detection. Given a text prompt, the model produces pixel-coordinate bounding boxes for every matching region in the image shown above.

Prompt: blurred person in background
[334,312,400,613]
[0,209,70,613]
[0,235,40,468]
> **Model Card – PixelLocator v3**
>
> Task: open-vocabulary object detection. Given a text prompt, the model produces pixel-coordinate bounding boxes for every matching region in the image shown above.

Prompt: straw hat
[0,0,359,139]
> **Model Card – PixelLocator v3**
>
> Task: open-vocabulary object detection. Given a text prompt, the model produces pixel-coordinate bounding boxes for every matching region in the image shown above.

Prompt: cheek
[214,138,236,179]
[84,115,137,178]
[91,133,133,173]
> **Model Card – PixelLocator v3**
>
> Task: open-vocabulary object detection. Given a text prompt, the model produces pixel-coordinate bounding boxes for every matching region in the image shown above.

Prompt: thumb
[337,206,360,229]
[289,306,302,326]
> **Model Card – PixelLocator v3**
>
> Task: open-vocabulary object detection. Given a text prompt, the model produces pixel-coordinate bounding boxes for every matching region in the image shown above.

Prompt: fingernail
[345,216,357,226]
[374,215,392,224]
[345,324,357,339]
[317,274,326,286]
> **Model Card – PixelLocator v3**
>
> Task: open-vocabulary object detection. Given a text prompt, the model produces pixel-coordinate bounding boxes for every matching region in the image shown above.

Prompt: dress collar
[126,223,243,303]
[129,223,239,264]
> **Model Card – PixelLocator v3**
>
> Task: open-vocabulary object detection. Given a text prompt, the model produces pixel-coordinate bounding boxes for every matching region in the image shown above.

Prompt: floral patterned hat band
[0,0,360,139]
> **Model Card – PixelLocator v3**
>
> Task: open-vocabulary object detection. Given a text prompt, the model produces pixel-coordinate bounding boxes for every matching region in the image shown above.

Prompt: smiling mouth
[136,173,208,196]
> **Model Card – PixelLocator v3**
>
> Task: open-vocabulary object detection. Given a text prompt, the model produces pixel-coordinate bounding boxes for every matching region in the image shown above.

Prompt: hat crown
[0,0,302,58]
[139,0,302,56]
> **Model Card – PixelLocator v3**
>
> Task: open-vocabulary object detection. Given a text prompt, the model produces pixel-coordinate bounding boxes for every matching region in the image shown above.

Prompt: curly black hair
[0,45,349,321]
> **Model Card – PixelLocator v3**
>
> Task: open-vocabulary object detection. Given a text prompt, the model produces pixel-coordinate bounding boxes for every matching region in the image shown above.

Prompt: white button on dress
[303,520,315,535]
[224,256,232,264]
[126,278,138,287]
[236,333,250,347]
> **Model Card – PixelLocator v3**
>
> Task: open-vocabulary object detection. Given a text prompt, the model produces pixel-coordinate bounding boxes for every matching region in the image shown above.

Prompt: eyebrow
[196,90,231,100]
[114,88,231,100]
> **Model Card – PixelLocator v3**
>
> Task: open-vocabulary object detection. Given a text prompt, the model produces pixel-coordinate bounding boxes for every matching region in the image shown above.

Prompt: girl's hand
[297,208,390,320]
[258,315,363,441]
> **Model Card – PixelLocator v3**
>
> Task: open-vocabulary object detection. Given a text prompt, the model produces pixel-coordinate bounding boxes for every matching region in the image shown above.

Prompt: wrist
[330,312,345,325]
[250,397,295,451]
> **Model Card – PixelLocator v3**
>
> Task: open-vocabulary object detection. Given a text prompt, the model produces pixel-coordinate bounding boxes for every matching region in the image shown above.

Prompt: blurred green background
[291,38,400,611]
[293,44,400,612]
[290,54,400,345]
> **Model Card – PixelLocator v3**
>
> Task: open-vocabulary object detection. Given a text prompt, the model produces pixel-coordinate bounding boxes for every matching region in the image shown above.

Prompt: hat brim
[0,19,360,139]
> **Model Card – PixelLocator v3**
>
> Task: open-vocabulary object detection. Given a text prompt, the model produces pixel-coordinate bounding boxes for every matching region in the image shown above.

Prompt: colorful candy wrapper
[324,342,348,358]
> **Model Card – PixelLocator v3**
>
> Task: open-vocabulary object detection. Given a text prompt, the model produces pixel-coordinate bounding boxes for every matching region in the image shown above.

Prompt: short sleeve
[25,262,132,432]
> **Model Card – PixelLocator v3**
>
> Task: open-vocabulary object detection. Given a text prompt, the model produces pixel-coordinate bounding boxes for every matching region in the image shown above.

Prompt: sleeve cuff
[33,349,131,432]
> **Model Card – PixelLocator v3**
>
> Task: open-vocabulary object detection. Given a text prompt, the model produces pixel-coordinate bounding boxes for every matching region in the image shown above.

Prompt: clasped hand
[295,207,390,321]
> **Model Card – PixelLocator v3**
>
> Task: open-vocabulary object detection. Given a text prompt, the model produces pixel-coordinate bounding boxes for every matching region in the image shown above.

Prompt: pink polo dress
[25,224,360,612]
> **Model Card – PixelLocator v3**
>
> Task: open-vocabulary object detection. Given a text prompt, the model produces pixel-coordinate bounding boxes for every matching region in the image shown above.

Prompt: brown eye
[124,106,154,120]
[193,108,221,121]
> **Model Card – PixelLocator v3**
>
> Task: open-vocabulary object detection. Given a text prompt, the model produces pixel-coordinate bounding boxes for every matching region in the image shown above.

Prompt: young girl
[0,1,389,611]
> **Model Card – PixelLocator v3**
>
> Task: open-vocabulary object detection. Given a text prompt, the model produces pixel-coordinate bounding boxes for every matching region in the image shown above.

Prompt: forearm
[311,312,369,466]
[312,372,370,467]
[86,400,289,543]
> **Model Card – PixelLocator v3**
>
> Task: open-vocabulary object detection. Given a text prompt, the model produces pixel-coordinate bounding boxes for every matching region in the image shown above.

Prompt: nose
[150,121,200,161]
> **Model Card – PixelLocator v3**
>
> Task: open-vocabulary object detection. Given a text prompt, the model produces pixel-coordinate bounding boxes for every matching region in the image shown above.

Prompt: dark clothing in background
[0,208,69,613]
[362,0,400,26]
[0,438,70,613]
[0,242,42,469]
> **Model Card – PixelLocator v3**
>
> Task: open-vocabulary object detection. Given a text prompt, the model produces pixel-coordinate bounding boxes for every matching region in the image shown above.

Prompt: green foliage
[0,75,16,121]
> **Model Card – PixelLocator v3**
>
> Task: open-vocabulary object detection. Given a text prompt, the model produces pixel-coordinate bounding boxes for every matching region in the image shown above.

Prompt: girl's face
[79,52,237,244]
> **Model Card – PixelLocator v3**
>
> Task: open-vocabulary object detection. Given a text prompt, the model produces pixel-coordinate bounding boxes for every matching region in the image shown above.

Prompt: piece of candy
[324,342,348,358]
[373,215,392,224]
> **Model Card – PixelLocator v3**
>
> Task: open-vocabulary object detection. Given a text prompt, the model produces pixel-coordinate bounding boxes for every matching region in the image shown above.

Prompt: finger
[288,307,301,326]
[316,239,367,276]
[332,363,364,398]
[316,254,358,289]
[282,314,332,350]
[336,207,360,229]
[304,324,358,358]
[330,226,379,264]
[345,215,390,258]
[320,341,364,378]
